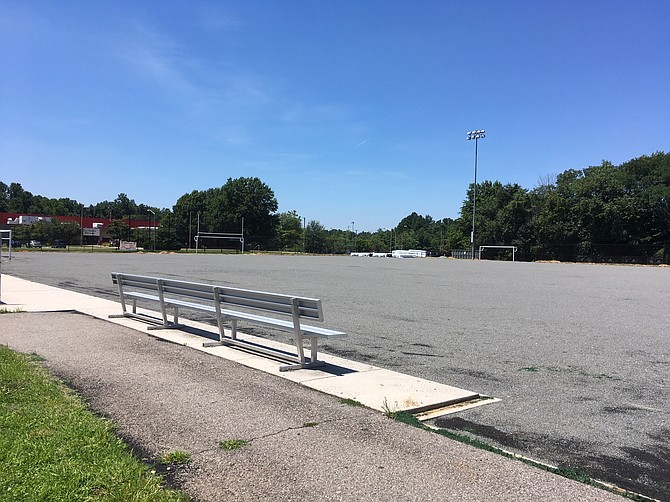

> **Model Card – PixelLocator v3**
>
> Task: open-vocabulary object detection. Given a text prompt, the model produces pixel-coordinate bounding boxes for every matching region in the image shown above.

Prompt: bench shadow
[174,324,219,341]
[157,324,358,376]
[309,363,358,376]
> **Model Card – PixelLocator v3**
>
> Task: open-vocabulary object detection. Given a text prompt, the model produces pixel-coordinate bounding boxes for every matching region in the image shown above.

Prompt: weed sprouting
[158,451,191,465]
[381,397,399,419]
[218,439,249,451]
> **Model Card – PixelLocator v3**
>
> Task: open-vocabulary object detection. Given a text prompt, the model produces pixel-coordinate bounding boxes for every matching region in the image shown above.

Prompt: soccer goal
[479,245,517,261]
[194,232,245,254]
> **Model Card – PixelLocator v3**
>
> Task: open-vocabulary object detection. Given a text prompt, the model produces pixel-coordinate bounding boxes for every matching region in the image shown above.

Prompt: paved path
[0,312,621,501]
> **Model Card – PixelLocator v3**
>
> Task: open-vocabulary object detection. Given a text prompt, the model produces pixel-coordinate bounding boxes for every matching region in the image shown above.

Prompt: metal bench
[110,273,346,371]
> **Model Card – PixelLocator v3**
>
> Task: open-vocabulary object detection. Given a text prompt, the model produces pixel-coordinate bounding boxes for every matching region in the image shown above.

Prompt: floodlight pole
[466,130,485,259]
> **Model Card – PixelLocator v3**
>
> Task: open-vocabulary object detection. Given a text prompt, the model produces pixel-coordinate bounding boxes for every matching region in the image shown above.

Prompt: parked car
[28,240,42,248]
[10,239,22,248]
[52,239,67,248]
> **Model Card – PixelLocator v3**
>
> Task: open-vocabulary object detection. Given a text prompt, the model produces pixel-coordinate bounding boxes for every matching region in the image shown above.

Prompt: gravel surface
[3,251,669,500]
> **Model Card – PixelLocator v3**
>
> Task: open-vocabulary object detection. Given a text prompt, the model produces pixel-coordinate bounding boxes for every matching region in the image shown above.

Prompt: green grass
[340,398,364,407]
[0,345,188,501]
[0,307,26,314]
[218,439,248,451]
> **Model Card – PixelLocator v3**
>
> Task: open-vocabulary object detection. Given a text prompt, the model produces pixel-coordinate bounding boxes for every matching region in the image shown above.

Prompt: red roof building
[0,212,155,231]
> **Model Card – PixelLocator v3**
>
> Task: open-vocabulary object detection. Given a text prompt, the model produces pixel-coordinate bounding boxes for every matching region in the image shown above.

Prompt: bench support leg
[279,301,326,371]
[279,337,325,372]
[205,288,235,347]
[147,303,180,331]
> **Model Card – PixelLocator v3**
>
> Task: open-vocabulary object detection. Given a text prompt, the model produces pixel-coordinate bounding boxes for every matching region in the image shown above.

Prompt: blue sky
[1,1,668,231]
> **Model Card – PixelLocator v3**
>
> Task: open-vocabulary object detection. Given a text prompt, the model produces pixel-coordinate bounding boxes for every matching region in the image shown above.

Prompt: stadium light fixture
[466,129,486,259]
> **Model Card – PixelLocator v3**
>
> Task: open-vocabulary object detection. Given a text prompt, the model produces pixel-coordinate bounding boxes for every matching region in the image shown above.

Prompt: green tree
[278,211,303,252]
[10,224,32,242]
[304,220,327,253]
[6,183,33,212]
[49,219,80,244]
[172,189,215,248]
[155,210,180,251]
[107,220,130,242]
[171,177,279,250]
[325,229,349,254]
[0,181,7,211]
[112,193,139,219]
[456,181,531,258]
[208,177,279,249]
[528,153,670,261]
[618,152,670,246]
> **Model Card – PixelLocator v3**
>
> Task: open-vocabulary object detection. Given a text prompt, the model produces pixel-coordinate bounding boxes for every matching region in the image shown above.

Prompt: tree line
[452,151,669,263]
[2,151,668,262]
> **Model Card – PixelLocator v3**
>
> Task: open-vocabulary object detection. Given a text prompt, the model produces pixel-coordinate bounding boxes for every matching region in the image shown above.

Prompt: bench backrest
[112,273,324,321]
[112,273,162,294]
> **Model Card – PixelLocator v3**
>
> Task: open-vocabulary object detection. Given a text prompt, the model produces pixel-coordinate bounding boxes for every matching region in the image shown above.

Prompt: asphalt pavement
[2,251,668,500]
[0,311,622,501]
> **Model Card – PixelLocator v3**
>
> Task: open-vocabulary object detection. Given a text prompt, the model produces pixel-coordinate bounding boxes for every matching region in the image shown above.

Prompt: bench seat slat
[161,298,344,338]
[217,309,345,338]
[124,291,161,301]
[162,297,216,313]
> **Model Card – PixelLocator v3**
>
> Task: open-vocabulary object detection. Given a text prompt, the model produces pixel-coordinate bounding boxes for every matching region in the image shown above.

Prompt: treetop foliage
[2,152,668,262]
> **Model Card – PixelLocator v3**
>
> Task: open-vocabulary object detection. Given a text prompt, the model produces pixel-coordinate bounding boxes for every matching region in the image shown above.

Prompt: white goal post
[195,232,245,255]
[1,229,12,261]
[0,229,11,301]
[479,245,517,261]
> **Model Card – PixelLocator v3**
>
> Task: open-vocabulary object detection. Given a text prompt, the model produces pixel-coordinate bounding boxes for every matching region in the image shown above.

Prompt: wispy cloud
[109,17,369,158]
[112,19,277,114]
[354,138,370,149]
[114,20,199,96]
